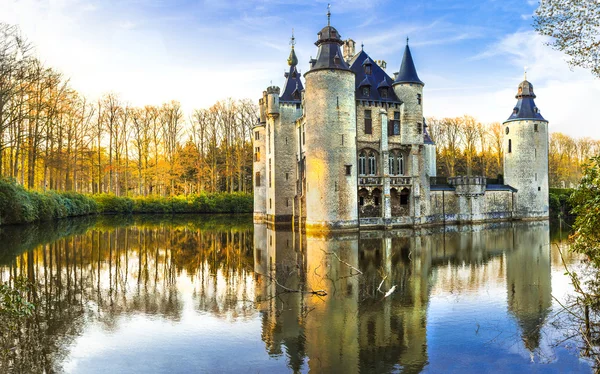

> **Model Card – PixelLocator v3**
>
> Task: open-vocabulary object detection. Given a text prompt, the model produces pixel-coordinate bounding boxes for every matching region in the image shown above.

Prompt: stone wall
[253,124,266,222]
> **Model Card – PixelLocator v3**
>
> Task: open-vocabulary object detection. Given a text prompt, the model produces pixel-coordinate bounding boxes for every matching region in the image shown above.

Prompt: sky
[1,0,599,138]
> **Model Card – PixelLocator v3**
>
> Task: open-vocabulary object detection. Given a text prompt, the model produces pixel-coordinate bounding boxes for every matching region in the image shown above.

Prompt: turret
[392,39,424,145]
[502,74,549,218]
[303,9,358,231]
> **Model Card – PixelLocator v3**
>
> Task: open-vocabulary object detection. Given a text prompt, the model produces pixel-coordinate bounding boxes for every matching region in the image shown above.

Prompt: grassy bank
[0,178,253,226]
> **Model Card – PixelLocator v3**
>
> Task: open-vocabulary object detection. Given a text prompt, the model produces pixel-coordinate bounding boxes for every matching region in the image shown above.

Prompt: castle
[253,14,549,232]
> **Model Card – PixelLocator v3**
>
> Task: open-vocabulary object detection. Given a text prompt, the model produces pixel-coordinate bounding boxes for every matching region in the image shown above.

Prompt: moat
[0,215,593,373]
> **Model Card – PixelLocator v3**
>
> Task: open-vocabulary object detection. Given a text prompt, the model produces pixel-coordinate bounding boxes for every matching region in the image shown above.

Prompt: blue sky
[2,0,599,137]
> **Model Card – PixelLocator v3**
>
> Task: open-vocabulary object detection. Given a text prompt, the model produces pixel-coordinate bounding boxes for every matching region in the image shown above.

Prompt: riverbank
[0,179,253,226]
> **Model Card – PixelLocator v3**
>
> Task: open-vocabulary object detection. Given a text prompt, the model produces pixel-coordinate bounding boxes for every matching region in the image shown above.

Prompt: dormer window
[513,107,519,115]
[293,91,300,100]
[365,65,371,75]
[380,88,388,98]
[362,87,370,97]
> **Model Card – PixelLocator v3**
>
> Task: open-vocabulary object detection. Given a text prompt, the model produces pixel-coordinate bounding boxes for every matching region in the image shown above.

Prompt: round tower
[392,39,424,145]
[303,13,358,231]
[502,76,549,218]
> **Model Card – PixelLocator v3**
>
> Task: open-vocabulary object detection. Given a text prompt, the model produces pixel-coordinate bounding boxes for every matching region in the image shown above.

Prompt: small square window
[345,165,352,175]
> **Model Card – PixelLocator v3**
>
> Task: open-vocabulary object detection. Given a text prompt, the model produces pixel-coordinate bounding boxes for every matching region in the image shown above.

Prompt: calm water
[0,215,593,373]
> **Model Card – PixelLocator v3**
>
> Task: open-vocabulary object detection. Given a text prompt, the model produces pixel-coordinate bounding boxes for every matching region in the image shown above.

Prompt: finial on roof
[290,29,296,48]
[327,3,331,26]
[361,42,364,51]
[287,29,299,66]
[524,66,527,80]
[406,36,409,45]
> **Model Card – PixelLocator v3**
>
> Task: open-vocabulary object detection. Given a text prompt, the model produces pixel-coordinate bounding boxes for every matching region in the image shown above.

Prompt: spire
[287,30,298,66]
[307,5,350,72]
[393,40,424,85]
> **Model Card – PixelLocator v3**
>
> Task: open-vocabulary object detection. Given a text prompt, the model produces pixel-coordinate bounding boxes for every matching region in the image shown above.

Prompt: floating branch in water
[321,249,363,275]
[377,275,397,298]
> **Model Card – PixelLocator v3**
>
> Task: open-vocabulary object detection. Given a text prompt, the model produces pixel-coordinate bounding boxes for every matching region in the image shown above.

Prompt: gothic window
[417,94,422,105]
[364,110,372,134]
[389,154,396,175]
[386,111,400,136]
[358,151,366,175]
[362,87,370,97]
[398,153,405,175]
[368,152,377,175]
[255,172,261,187]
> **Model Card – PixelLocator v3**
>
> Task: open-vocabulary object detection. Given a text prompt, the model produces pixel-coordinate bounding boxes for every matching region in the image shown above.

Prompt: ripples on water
[0,215,593,373]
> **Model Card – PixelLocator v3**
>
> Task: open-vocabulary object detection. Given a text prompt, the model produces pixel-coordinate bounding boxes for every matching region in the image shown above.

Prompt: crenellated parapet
[448,176,486,197]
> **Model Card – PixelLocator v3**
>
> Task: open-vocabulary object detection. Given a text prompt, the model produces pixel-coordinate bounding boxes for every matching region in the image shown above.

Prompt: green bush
[549,188,574,217]
[0,178,252,226]
[0,178,98,225]
[92,193,253,214]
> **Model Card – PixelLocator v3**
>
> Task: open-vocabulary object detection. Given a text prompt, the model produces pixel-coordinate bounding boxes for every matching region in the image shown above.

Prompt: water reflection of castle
[254,221,551,373]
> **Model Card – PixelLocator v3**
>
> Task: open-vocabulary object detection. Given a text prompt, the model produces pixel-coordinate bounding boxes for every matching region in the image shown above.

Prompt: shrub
[0,178,98,225]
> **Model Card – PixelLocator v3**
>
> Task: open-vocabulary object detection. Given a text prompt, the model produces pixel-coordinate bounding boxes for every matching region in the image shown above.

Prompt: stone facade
[253,20,549,231]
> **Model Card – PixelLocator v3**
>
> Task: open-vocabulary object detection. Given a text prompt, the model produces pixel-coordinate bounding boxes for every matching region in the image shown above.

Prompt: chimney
[343,39,356,61]
[376,60,387,71]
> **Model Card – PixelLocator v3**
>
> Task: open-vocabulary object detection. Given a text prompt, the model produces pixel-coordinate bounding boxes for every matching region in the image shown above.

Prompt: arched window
[368,152,377,175]
[389,153,396,175]
[398,153,405,175]
[358,151,366,175]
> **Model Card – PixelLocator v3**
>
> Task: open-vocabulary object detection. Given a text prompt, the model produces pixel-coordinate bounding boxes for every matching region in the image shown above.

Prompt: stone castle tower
[502,76,549,218]
[303,12,358,231]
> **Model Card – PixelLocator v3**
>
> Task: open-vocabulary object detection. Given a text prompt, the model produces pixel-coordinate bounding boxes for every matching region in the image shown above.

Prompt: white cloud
[427,30,600,139]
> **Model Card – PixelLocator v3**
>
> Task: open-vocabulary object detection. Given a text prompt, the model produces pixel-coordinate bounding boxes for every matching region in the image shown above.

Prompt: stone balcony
[358,176,412,187]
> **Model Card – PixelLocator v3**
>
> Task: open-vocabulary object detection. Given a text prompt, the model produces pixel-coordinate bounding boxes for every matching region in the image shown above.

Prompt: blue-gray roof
[349,50,401,103]
[393,44,423,86]
[504,80,546,123]
[307,25,350,72]
[280,65,303,102]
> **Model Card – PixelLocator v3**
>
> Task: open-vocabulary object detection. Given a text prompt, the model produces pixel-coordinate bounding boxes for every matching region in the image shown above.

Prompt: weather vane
[327,4,331,26]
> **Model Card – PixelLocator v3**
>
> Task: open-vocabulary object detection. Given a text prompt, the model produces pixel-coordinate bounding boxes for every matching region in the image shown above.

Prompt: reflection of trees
[0,215,253,372]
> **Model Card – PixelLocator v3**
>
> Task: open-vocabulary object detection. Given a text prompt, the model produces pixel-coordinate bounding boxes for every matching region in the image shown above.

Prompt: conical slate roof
[505,79,546,123]
[394,44,424,86]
